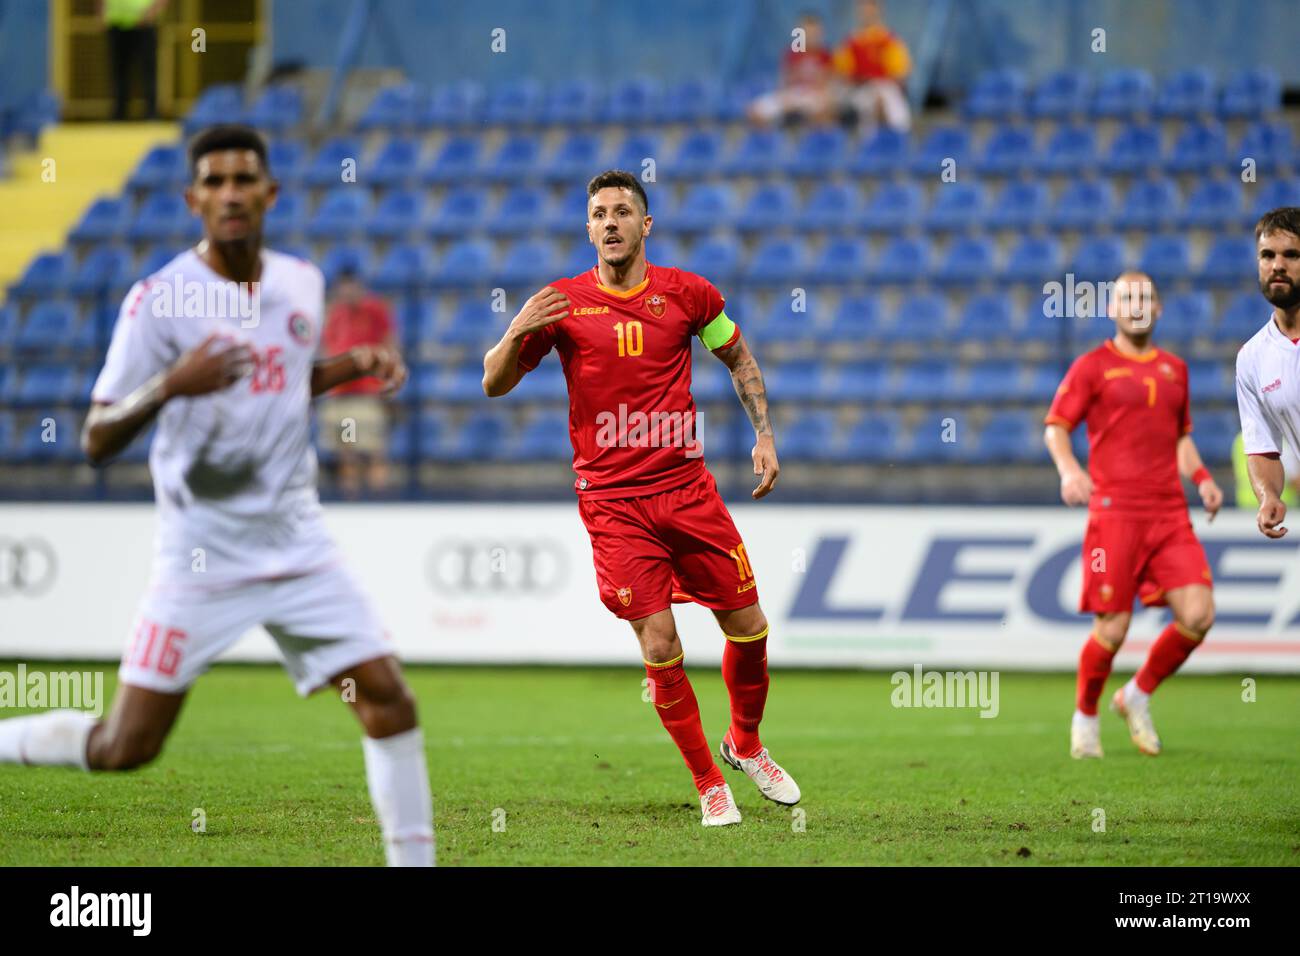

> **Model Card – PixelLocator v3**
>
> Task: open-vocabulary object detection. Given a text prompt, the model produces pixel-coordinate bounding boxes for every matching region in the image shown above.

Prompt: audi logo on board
[426,539,566,596]
[0,537,57,597]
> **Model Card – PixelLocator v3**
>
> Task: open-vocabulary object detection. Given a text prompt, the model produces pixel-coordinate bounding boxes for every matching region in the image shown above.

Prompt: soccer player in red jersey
[1044,272,1223,758]
[482,170,799,826]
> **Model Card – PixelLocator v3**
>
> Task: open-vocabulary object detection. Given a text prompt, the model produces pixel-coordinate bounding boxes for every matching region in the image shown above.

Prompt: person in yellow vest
[1232,432,1300,507]
[833,0,912,132]
[97,0,169,120]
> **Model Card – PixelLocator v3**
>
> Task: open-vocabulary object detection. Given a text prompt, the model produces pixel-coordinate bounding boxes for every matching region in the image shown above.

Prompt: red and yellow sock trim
[644,652,684,669]
[1173,621,1206,642]
[725,625,770,644]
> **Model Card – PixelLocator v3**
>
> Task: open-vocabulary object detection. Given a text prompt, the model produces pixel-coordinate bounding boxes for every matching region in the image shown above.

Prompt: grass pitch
[0,663,1296,866]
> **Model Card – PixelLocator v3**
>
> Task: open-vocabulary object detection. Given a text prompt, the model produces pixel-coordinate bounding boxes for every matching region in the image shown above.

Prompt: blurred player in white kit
[0,125,434,867]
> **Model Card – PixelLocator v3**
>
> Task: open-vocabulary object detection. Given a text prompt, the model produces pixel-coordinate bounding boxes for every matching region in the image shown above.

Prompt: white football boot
[719,732,802,805]
[700,783,742,827]
[1111,682,1161,755]
[1070,711,1104,759]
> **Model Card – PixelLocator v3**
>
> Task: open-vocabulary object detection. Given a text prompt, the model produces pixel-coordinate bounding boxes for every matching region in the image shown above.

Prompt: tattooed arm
[713,331,779,499]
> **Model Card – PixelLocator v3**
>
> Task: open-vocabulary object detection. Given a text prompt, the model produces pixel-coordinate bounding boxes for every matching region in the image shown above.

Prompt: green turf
[0,663,1296,866]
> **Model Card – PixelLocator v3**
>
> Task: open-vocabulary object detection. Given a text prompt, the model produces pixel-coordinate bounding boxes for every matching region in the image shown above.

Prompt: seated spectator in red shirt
[835,0,912,131]
[748,11,836,126]
[319,268,399,498]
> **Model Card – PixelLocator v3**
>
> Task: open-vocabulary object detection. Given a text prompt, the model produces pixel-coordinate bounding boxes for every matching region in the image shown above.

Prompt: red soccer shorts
[577,471,759,620]
[1078,510,1213,614]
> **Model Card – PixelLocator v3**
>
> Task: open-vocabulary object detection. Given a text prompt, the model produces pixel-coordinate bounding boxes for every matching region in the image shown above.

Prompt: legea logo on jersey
[594,404,703,458]
[150,271,261,328]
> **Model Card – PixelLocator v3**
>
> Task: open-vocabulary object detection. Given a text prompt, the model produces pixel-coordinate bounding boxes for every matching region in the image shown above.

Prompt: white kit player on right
[0,125,433,867]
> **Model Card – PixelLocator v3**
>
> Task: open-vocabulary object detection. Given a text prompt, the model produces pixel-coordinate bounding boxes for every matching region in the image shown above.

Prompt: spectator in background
[748,11,836,126]
[98,0,168,121]
[1232,432,1300,507]
[835,0,912,132]
[319,268,398,499]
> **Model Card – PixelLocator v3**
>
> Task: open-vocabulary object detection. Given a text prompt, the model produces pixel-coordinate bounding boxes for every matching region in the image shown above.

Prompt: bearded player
[1044,271,1222,759]
[482,170,798,826]
[0,125,434,866]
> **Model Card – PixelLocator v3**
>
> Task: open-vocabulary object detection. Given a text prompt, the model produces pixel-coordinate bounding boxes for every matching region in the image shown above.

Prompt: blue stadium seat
[493,239,559,288]
[985,181,1048,231]
[972,411,1038,463]
[766,361,827,401]
[784,126,848,177]
[484,79,544,127]
[439,300,500,348]
[847,127,909,176]
[126,192,189,242]
[69,247,132,297]
[0,306,14,347]
[860,182,922,232]
[446,411,513,461]
[668,129,724,180]
[1070,235,1127,281]
[306,188,369,239]
[808,237,868,285]
[483,134,542,183]
[424,81,485,128]
[1200,236,1256,286]
[954,295,1018,344]
[1091,68,1154,118]
[1000,235,1062,285]
[303,137,361,188]
[828,296,885,343]
[606,131,660,174]
[780,410,837,461]
[1219,68,1281,119]
[1193,411,1238,465]
[433,240,493,288]
[1160,291,1213,342]
[722,128,783,176]
[661,78,721,124]
[1164,122,1228,174]
[900,410,971,463]
[403,298,439,353]
[1154,68,1215,119]
[672,182,735,235]
[834,411,902,462]
[1102,124,1162,175]
[183,84,241,135]
[266,140,304,186]
[909,125,971,176]
[17,413,82,462]
[357,83,424,131]
[973,124,1035,176]
[559,242,597,278]
[684,237,741,285]
[1237,121,1294,175]
[545,187,591,239]
[797,182,861,232]
[1114,179,1180,231]
[484,186,549,238]
[885,293,948,341]
[870,237,931,285]
[962,68,1026,119]
[319,244,372,285]
[605,76,663,125]
[544,131,602,183]
[13,365,78,407]
[541,79,603,126]
[0,412,13,462]
[1034,124,1098,175]
[1179,179,1241,230]
[736,182,798,233]
[1187,360,1233,403]
[829,361,888,402]
[936,236,996,285]
[1214,292,1267,342]
[1247,178,1300,225]
[426,188,488,239]
[516,411,571,460]
[924,182,987,232]
[419,135,481,185]
[364,137,421,188]
[1025,364,1066,402]
[1138,234,1191,283]
[1029,69,1090,119]
[743,237,805,286]
[265,190,306,241]
[10,251,72,298]
[1048,180,1116,231]
[364,189,424,240]
[134,244,179,282]
[69,197,129,244]
[14,302,84,353]
[127,145,186,192]
[370,243,433,293]
[757,293,826,344]
[245,85,302,132]
[958,360,1023,401]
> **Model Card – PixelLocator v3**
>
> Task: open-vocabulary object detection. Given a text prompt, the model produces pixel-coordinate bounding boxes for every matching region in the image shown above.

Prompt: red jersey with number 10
[1045,340,1192,515]
[516,263,735,500]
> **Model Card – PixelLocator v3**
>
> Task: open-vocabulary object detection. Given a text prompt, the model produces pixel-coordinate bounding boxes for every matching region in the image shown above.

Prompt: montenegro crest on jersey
[1158,361,1175,381]
[617,586,633,607]
[643,293,666,318]
[288,311,313,344]
[1099,583,1114,604]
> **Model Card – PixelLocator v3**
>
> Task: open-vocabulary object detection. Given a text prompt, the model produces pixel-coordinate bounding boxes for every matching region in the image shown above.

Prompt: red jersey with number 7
[1045,340,1192,515]
[516,263,737,500]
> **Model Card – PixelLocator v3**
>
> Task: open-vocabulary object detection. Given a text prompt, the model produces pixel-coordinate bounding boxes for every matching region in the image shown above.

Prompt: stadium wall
[3,504,1299,673]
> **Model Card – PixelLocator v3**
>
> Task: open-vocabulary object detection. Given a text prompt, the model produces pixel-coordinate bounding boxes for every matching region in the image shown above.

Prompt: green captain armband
[698,310,737,350]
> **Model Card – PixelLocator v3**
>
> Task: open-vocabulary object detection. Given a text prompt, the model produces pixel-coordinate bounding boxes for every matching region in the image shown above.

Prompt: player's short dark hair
[1255,207,1300,242]
[587,169,648,215]
[188,124,270,181]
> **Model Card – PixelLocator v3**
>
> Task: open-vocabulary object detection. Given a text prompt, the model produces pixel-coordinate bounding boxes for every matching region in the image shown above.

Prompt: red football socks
[1136,622,1201,694]
[721,626,770,758]
[1076,632,1117,716]
[644,656,724,794]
